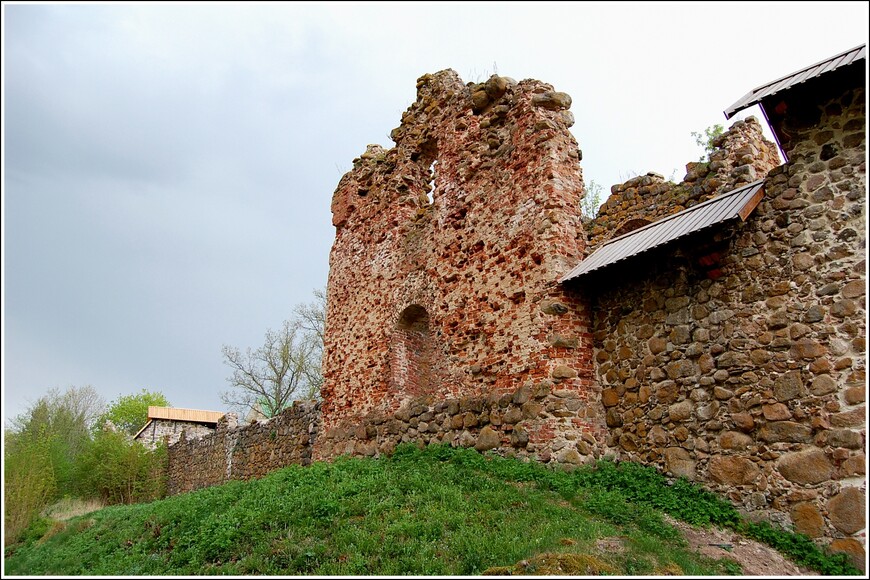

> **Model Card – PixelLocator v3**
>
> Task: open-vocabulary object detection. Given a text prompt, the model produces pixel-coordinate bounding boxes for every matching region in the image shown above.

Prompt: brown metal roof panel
[708,192,744,222]
[724,44,865,119]
[626,221,665,251]
[681,200,721,231]
[561,181,764,283]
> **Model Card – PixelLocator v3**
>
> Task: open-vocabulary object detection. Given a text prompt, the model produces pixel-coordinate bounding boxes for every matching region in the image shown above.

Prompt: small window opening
[414,138,438,206]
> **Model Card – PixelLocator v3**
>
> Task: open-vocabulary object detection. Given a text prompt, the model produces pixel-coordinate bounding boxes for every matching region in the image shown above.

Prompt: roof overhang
[146,406,225,424]
[723,44,866,164]
[723,44,866,120]
[560,180,765,284]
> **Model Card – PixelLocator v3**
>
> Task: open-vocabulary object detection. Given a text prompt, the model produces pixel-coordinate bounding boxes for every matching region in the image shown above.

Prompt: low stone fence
[166,401,320,495]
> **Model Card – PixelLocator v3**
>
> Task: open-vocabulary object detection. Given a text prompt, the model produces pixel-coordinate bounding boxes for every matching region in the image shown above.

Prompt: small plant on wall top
[691,123,725,162]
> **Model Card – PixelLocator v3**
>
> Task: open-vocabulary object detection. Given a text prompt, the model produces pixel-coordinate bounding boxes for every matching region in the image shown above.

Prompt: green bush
[98,389,170,435]
[75,430,167,505]
[3,431,57,544]
[573,459,740,527]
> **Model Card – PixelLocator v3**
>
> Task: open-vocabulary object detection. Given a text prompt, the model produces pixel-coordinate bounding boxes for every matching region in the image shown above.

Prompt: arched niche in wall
[390,305,435,397]
[611,218,652,239]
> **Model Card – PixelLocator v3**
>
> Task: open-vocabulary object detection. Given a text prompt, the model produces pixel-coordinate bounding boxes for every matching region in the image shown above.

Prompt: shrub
[75,430,167,505]
[3,431,57,544]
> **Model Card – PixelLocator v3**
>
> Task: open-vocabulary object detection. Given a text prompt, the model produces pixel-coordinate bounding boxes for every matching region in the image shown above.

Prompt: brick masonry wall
[317,70,604,458]
[167,402,320,495]
[586,84,865,560]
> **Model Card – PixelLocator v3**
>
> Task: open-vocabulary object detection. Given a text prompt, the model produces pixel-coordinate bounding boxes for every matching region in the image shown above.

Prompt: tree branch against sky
[221,290,325,419]
[293,288,326,396]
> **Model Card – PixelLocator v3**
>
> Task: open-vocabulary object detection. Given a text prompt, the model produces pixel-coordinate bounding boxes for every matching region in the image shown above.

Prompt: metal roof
[560,180,765,283]
[724,44,866,119]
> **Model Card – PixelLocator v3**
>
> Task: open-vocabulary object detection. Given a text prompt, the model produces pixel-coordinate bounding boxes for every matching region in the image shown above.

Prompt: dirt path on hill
[666,517,815,576]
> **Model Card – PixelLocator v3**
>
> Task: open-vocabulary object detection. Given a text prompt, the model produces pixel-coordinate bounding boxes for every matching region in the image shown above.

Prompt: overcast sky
[3,1,868,426]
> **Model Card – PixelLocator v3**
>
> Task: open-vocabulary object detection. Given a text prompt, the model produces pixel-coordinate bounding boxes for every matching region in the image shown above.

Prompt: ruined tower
[317,70,606,460]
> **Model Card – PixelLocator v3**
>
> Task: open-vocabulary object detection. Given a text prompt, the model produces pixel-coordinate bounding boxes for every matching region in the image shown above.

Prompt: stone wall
[167,402,320,495]
[584,83,865,557]
[318,70,604,458]
[135,419,215,450]
[586,117,780,247]
[317,380,607,465]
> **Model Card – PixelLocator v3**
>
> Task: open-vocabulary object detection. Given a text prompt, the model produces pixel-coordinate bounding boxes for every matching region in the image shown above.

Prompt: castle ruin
[167,45,866,565]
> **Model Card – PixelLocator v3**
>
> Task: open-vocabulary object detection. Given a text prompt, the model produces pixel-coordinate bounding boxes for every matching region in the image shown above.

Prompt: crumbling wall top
[586,117,780,247]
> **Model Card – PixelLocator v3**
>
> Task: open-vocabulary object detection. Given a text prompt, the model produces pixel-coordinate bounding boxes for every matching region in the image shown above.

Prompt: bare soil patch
[666,516,817,576]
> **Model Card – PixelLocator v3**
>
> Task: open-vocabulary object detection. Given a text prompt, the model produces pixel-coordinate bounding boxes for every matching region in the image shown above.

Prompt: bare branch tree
[220,289,325,420]
[294,288,326,348]
[293,288,326,398]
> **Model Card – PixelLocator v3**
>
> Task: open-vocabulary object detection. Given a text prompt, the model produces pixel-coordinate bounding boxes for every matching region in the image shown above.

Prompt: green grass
[4,444,860,576]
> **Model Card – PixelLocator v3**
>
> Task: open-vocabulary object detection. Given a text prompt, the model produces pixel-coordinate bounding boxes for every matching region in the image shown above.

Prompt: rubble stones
[777,449,834,485]
[475,426,501,451]
[664,447,696,480]
[531,91,572,110]
[790,502,825,538]
[827,487,866,534]
[709,456,760,485]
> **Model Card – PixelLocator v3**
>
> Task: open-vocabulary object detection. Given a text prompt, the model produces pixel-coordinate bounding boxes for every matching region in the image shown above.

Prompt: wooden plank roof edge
[132,419,153,440]
[147,406,225,423]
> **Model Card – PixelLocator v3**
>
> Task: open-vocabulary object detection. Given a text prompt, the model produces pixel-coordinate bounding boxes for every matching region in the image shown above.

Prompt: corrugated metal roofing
[724,44,866,119]
[560,180,765,283]
[147,406,225,424]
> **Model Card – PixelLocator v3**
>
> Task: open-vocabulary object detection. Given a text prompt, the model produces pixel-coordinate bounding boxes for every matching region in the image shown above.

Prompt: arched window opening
[391,305,434,396]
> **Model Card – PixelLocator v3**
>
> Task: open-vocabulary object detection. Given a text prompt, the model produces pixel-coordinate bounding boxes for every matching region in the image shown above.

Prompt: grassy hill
[3,444,859,576]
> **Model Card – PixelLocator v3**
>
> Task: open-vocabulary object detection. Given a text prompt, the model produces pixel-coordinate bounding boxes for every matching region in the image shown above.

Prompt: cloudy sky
[3,1,868,425]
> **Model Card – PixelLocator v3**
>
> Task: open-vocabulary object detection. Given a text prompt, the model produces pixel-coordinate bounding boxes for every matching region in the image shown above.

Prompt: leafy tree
[3,428,57,544]
[691,123,725,162]
[9,385,105,493]
[99,389,170,436]
[221,289,325,418]
[581,179,605,223]
[11,385,105,451]
[4,385,104,541]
